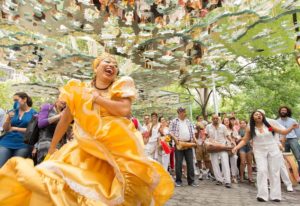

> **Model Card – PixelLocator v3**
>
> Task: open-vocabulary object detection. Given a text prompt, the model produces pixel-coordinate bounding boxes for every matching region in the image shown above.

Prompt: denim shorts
[239,144,252,153]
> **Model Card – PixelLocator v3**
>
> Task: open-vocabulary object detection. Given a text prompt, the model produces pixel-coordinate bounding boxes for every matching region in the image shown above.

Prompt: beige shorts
[196,145,210,162]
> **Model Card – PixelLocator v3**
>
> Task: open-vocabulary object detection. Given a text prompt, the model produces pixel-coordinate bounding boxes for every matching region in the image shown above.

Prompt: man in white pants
[205,114,231,188]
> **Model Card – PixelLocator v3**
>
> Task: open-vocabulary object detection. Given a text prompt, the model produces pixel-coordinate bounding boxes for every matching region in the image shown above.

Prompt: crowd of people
[0,94,72,167]
[134,106,300,202]
[0,53,299,204]
[0,91,300,203]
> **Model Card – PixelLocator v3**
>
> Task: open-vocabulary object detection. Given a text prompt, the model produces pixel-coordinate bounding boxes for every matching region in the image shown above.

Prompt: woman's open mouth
[104,67,114,76]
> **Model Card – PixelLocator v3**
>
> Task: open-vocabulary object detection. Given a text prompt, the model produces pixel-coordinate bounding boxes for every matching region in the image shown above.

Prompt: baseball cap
[177,107,186,113]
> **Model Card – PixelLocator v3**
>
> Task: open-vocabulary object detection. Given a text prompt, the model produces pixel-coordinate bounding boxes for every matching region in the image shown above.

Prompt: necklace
[94,82,113,90]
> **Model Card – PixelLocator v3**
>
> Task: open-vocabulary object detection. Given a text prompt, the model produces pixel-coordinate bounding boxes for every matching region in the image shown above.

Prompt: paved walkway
[166,179,300,206]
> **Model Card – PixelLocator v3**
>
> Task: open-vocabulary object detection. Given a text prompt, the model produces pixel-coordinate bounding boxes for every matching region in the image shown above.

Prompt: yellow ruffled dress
[0,76,174,206]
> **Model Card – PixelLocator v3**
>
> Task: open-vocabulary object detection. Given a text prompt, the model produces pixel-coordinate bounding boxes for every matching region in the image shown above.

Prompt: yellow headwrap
[91,53,118,86]
[92,53,117,71]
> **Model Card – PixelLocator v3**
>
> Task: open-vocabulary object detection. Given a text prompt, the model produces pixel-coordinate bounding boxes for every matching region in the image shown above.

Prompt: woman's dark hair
[151,112,158,117]
[158,116,164,122]
[240,119,248,124]
[229,117,236,121]
[278,106,292,117]
[14,92,33,107]
[249,111,274,139]
[196,115,203,121]
[222,117,233,130]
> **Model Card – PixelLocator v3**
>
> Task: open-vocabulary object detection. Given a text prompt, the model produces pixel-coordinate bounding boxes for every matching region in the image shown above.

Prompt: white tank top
[148,123,161,143]
[253,125,277,146]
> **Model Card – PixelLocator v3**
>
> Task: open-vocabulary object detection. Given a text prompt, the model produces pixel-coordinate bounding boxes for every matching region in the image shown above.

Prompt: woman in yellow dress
[0,53,174,206]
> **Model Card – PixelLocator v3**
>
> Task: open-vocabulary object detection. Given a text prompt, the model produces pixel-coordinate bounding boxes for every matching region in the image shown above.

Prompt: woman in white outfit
[158,116,171,171]
[233,111,298,202]
[145,112,161,160]
[223,117,239,183]
[257,110,294,192]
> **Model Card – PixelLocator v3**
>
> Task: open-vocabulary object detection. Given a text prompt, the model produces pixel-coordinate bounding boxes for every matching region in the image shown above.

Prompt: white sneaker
[195,168,200,176]
[287,185,293,192]
[199,172,203,180]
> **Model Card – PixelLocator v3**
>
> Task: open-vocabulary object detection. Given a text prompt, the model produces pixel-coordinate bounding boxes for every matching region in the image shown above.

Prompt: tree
[0,83,13,110]
[220,54,300,119]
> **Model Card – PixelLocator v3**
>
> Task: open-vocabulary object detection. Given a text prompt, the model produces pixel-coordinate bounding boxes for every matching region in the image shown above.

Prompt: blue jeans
[285,138,300,173]
[0,146,31,167]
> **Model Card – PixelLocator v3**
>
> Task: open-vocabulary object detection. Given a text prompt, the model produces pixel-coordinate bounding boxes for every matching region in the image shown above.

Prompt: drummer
[205,114,232,188]
[169,107,198,187]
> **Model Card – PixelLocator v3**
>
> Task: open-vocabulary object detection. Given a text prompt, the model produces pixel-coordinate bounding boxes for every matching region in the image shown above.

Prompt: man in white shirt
[170,107,198,187]
[205,114,231,188]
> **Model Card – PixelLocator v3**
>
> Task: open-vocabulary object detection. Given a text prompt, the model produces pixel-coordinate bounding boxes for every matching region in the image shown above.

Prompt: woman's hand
[232,146,238,154]
[48,146,57,155]
[279,144,284,151]
[91,90,132,117]
[32,148,37,157]
[92,91,101,103]
[8,111,15,118]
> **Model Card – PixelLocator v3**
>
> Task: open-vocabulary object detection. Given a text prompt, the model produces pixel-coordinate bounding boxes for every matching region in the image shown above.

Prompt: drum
[204,141,233,155]
[176,141,197,150]
[283,152,299,186]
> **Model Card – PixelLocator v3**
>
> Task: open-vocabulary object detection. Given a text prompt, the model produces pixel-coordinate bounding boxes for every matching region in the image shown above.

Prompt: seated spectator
[32,100,66,164]
[0,92,36,167]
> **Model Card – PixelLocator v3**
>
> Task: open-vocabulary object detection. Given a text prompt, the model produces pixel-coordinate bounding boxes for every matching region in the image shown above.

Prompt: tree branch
[195,88,204,105]
[203,89,213,108]
[186,87,202,106]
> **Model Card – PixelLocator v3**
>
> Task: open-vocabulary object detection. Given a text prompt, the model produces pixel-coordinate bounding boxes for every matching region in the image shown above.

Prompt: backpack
[24,115,40,145]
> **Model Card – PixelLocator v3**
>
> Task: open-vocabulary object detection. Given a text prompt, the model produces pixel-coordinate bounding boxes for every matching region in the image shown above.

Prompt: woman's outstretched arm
[48,106,73,154]
[232,127,251,153]
[271,123,298,135]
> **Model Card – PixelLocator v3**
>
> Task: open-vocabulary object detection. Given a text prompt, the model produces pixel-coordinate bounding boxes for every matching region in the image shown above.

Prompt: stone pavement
[166,179,300,206]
